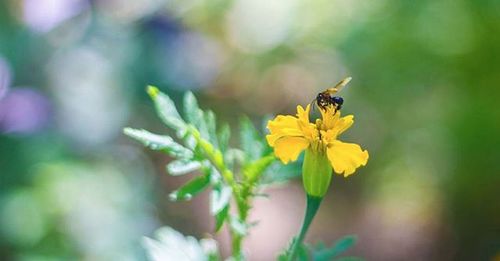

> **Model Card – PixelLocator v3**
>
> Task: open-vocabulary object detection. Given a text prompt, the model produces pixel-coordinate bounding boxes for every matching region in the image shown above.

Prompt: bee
[314,77,352,113]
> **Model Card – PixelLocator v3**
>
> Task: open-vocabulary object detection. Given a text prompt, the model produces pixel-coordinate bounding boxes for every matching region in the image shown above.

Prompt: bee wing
[330,76,352,94]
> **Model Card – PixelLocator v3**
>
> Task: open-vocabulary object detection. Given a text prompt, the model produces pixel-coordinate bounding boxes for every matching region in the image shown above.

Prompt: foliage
[125,86,284,260]
[125,87,361,260]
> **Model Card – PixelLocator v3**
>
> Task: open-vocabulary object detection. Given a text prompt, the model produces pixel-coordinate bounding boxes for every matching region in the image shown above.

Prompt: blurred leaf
[297,245,310,261]
[184,92,209,140]
[313,235,358,261]
[229,216,247,236]
[200,238,220,261]
[240,116,265,161]
[169,174,210,201]
[243,154,276,182]
[261,115,275,155]
[183,131,198,151]
[218,123,231,154]
[166,160,202,176]
[142,226,218,261]
[206,165,222,183]
[224,148,245,170]
[214,205,229,232]
[278,238,309,261]
[210,185,232,215]
[124,128,193,159]
[205,110,219,149]
[260,159,303,184]
[147,86,186,132]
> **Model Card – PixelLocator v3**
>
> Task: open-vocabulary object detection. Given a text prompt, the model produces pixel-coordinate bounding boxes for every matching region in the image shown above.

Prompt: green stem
[288,194,323,261]
[232,233,244,260]
[230,196,249,260]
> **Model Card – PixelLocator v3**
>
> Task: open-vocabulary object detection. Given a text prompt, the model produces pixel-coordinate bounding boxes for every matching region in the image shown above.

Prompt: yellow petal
[297,105,318,141]
[267,115,300,133]
[273,136,310,164]
[333,115,354,136]
[326,140,369,177]
[319,107,340,130]
[266,115,303,146]
[296,104,311,124]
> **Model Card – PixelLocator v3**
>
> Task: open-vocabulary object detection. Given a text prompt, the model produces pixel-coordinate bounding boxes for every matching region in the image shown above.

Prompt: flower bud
[302,148,332,197]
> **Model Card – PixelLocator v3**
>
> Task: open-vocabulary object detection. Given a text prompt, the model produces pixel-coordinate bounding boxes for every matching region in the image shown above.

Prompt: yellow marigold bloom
[266,105,368,196]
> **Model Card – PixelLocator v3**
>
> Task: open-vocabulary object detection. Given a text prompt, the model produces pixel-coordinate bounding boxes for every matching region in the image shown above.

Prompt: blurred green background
[0,0,499,260]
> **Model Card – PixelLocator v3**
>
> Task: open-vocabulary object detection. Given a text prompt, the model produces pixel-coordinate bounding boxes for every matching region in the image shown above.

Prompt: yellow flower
[266,104,368,196]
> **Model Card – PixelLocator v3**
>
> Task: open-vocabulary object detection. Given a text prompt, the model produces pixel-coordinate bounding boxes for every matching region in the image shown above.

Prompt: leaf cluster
[125,86,302,259]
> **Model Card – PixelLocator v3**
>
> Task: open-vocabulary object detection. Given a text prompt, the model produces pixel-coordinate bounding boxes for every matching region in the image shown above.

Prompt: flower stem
[232,233,244,260]
[230,193,250,260]
[288,194,323,261]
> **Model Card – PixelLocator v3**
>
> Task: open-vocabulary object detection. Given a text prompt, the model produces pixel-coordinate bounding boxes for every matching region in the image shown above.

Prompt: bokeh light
[22,0,88,33]
[0,57,11,100]
[0,88,51,134]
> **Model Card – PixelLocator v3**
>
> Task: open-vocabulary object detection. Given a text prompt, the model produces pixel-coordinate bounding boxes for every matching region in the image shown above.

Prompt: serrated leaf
[218,123,230,154]
[147,86,186,132]
[240,116,265,161]
[184,92,209,140]
[167,160,201,176]
[210,185,232,215]
[243,154,276,183]
[313,235,358,261]
[124,128,193,159]
[169,174,210,201]
[214,205,228,232]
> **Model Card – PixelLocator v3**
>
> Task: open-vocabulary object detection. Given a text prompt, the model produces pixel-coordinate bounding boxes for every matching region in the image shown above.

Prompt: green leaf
[243,154,276,182]
[182,132,198,151]
[124,128,193,159]
[278,238,309,261]
[313,235,358,261]
[205,110,219,149]
[169,174,210,201]
[210,185,232,215]
[184,92,209,140]
[147,86,186,132]
[260,159,303,184]
[218,123,231,154]
[166,160,201,176]
[214,205,229,232]
[239,116,265,161]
